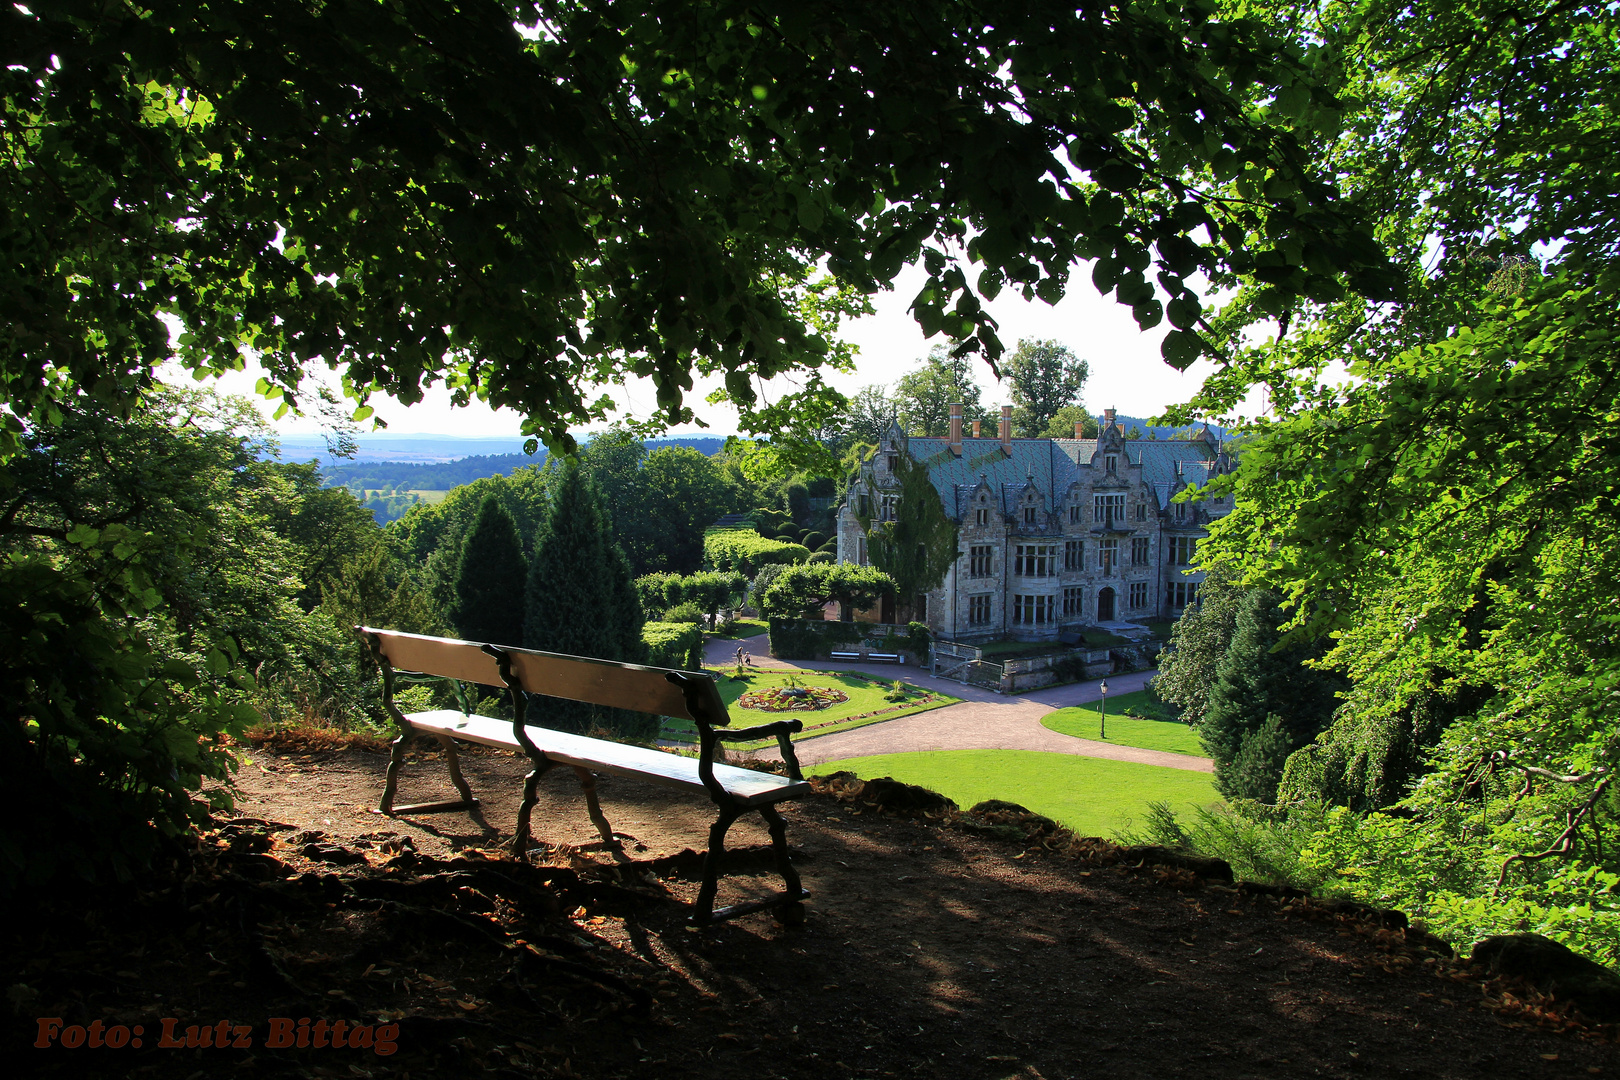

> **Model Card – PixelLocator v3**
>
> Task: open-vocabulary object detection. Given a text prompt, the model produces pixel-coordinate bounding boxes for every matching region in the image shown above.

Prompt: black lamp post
[1099,678,1109,740]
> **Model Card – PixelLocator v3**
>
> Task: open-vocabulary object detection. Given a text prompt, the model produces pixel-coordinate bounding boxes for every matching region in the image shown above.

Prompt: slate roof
[897,434,1222,520]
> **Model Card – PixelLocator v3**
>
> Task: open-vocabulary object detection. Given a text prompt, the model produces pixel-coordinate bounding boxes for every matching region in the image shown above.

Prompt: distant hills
[1108,415,1226,441]
[280,433,731,494]
[275,432,536,467]
[277,421,1220,520]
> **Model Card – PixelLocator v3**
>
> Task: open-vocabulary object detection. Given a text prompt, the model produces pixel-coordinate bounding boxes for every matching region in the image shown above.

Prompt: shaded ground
[8,741,1614,1079]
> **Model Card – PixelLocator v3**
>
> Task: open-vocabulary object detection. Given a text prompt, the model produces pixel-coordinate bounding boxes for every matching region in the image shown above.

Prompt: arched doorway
[1097,587,1116,622]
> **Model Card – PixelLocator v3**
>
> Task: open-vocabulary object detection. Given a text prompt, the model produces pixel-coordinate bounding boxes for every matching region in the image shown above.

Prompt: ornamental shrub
[661,601,706,624]
[641,621,703,671]
[634,571,680,613]
[703,527,809,575]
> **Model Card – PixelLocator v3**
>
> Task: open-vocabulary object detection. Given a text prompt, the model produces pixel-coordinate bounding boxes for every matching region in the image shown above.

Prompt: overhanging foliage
[4,0,1395,458]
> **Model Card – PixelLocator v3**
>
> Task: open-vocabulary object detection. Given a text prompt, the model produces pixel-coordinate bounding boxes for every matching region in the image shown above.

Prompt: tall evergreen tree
[1154,568,1248,726]
[1200,590,1344,802]
[452,497,526,645]
[523,466,650,737]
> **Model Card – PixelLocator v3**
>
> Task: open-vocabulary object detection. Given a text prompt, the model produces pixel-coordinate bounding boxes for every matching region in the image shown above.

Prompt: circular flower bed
[736,685,850,711]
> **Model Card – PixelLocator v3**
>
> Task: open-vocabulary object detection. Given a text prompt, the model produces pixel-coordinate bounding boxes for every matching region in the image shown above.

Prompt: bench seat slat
[404,710,809,807]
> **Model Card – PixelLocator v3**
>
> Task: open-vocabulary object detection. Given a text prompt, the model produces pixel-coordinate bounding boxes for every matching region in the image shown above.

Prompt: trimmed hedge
[703,527,810,575]
[766,618,931,663]
[768,617,864,661]
[642,621,704,671]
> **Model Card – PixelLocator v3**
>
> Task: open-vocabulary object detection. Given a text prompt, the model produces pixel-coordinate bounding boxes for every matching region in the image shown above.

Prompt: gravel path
[706,632,1213,773]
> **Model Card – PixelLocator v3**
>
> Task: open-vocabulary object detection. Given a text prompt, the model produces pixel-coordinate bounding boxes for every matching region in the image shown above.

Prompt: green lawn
[809,749,1220,838]
[976,640,1064,660]
[707,618,768,640]
[661,668,960,747]
[1142,618,1176,640]
[408,489,450,504]
[1040,691,1205,756]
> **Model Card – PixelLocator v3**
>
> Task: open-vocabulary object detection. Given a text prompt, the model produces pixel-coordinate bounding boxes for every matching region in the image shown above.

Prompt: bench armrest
[713,718,804,741]
[713,719,804,780]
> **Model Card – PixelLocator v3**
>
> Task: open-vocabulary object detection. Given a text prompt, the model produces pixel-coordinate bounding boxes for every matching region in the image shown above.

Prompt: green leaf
[1161,330,1203,369]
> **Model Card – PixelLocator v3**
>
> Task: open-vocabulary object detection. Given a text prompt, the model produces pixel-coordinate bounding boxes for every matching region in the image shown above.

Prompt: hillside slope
[7,743,1610,1079]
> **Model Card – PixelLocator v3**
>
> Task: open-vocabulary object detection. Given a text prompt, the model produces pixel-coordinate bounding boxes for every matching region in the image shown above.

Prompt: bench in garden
[357,627,811,925]
[866,652,902,663]
[827,650,861,661]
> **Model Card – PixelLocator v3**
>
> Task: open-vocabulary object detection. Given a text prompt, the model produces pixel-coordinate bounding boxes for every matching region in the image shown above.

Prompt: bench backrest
[358,627,732,727]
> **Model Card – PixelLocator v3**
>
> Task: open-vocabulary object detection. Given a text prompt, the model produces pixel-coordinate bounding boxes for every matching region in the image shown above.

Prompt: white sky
[202,261,1222,438]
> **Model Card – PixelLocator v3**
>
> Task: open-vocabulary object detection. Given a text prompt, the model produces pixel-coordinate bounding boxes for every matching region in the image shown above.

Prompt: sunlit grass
[810,749,1220,837]
[1041,691,1204,756]
[660,668,961,747]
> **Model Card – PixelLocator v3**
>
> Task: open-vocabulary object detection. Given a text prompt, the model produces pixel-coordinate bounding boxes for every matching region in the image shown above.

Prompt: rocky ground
[6,738,1615,1079]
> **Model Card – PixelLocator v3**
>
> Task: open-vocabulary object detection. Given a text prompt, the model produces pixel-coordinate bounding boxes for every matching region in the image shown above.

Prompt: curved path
[706,633,1213,774]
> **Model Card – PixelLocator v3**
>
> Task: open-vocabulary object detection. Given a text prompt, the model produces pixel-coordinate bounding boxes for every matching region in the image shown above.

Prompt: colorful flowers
[736,685,850,711]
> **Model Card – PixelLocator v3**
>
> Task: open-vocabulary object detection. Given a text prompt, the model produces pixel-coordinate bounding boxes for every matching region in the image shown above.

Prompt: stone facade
[837,409,1234,643]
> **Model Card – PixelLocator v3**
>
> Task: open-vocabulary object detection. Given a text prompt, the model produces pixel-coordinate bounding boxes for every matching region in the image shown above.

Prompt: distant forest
[324,436,729,492]
[326,452,548,492]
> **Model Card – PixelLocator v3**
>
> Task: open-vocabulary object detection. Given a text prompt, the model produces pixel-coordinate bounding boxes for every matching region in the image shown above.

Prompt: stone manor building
[837,405,1234,643]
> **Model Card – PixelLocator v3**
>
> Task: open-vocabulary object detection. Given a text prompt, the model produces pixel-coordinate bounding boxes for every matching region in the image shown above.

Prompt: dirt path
[14,743,1606,1080]
[709,634,1212,773]
[778,698,1214,771]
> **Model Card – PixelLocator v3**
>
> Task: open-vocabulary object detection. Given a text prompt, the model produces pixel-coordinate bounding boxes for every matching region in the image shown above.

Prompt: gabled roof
[892,433,1221,521]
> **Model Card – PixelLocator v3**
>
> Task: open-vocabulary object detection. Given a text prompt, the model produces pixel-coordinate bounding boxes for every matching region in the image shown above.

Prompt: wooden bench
[357,627,810,925]
[867,652,902,663]
[827,650,861,661]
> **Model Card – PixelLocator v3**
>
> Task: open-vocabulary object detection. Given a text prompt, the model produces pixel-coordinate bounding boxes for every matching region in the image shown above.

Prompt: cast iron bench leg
[572,766,630,862]
[758,803,807,924]
[511,757,557,859]
[377,726,412,814]
[437,734,479,807]
[693,804,743,922]
[376,729,483,816]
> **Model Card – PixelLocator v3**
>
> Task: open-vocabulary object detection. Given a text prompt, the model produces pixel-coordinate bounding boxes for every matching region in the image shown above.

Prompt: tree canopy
[1005,339,1090,438]
[1175,0,1620,961]
[759,563,895,621]
[5,0,1394,459]
[892,347,998,438]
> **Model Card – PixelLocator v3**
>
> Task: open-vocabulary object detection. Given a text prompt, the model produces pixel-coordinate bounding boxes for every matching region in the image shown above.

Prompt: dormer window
[888,456,899,472]
[976,508,990,526]
[1106,454,1118,473]
[1024,506,1036,525]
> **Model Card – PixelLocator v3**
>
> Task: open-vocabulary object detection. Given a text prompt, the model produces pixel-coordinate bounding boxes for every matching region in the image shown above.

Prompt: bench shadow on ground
[207,744,1616,1080]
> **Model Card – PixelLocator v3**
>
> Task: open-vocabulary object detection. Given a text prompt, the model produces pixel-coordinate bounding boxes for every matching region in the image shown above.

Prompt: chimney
[1074,420,1085,439]
[1104,407,1117,432]
[972,420,982,438]
[949,402,963,455]
[999,405,1012,452]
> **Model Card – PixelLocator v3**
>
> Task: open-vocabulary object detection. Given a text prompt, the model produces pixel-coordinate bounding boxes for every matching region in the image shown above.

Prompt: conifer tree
[523,465,650,737]
[453,496,526,646]
[1200,590,1343,802]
